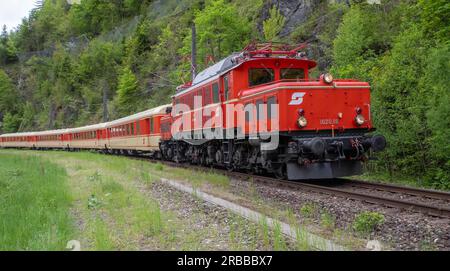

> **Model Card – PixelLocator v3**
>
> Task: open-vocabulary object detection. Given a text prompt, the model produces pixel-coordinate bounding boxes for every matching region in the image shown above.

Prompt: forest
[0,0,448,188]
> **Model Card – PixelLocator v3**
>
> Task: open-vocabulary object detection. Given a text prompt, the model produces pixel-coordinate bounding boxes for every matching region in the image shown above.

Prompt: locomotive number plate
[320,119,339,125]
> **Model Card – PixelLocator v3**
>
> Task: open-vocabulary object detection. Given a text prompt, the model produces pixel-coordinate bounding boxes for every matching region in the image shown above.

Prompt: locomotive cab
[224,44,386,179]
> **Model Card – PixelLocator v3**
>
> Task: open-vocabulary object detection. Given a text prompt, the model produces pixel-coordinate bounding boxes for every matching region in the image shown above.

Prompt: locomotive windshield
[281,68,305,80]
[249,68,274,87]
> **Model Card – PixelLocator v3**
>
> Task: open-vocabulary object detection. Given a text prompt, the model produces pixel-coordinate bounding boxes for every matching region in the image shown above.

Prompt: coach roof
[106,104,171,128]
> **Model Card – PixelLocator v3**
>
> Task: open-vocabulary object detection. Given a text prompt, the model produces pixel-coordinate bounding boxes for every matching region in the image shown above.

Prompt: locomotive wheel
[226,164,235,172]
[274,164,287,180]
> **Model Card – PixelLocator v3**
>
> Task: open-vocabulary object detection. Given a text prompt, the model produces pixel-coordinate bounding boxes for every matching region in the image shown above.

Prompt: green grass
[300,203,317,219]
[0,150,238,251]
[0,154,74,250]
[0,149,359,251]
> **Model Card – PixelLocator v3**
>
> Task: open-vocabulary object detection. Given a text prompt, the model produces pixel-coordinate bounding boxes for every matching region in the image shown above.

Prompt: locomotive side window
[267,96,277,119]
[197,90,202,106]
[249,68,274,87]
[245,103,251,123]
[281,68,305,80]
[224,75,229,100]
[203,88,210,105]
[256,99,264,121]
[212,83,220,103]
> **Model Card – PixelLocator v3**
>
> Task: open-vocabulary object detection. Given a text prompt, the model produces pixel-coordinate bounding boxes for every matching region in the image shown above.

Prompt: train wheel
[274,164,287,180]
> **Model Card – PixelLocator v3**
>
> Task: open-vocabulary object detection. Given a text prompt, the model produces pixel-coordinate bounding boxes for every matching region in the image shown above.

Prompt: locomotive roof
[174,55,317,98]
[192,53,240,86]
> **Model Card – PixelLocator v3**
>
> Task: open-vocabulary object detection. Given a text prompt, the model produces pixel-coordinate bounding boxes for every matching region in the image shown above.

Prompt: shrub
[320,212,335,230]
[352,211,385,235]
[300,203,316,218]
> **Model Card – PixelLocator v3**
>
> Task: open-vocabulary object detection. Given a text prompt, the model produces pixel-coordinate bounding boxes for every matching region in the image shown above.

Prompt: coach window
[131,123,135,135]
[136,122,141,135]
[212,83,220,103]
[126,124,130,136]
[150,118,155,134]
[281,68,305,80]
[249,68,274,87]
[224,75,230,100]
[267,96,277,119]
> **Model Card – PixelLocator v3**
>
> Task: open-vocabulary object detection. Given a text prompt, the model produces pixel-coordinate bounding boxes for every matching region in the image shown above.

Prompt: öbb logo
[289,92,306,105]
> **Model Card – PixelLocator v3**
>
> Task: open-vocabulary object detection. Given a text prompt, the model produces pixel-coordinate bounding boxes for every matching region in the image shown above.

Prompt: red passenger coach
[104,104,171,155]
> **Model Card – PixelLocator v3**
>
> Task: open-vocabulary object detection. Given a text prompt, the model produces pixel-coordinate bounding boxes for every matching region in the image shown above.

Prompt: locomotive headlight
[322,73,334,84]
[355,114,366,126]
[297,116,308,128]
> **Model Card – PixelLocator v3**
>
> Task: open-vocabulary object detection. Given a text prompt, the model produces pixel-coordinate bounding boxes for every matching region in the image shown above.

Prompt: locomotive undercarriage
[159,131,386,180]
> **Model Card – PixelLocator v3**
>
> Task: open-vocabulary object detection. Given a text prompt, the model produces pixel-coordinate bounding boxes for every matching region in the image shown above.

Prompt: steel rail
[142,157,450,219]
[338,179,450,201]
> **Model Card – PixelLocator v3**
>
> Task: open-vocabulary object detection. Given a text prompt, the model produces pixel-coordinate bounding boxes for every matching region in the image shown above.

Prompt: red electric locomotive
[160,43,386,180]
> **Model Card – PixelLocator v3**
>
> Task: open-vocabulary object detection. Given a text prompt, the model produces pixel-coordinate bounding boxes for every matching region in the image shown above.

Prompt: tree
[2,112,21,133]
[0,69,20,133]
[0,25,17,64]
[419,43,450,188]
[115,66,140,116]
[1,25,7,45]
[418,0,450,42]
[190,0,250,64]
[0,69,18,113]
[330,5,377,80]
[263,6,286,41]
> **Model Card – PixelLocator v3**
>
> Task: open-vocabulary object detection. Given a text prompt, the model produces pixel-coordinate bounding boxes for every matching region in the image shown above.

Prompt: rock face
[258,0,347,71]
[259,0,322,37]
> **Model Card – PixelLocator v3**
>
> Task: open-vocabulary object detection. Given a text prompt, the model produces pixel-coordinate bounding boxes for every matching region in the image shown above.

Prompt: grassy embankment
[0,149,312,251]
[0,154,73,250]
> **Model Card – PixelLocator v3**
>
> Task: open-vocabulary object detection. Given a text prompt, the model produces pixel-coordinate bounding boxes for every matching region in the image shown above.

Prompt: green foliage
[418,0,450,41]
[320,212,335,230]
[115,66,140,116]
[263,6,286,42]
[419,43,450,188]
[331,1,450,188]
[330,5,380,80]
[0,69,21,133]
[0,26,18,65]
[300,203,316,218]
[352,211,385,235]
[0,69,18,113]
[2,113,21,133]
[188,0,251,65]
[88,194,102,210]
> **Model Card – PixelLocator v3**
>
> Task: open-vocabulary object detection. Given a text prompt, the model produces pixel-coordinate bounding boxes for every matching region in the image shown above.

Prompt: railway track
[138,156,450,219]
